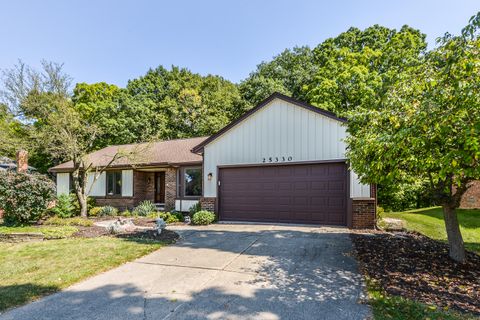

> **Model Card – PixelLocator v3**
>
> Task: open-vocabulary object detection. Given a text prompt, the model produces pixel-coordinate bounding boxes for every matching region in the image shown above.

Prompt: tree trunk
[77,191,88,218]
[442,204,466,263]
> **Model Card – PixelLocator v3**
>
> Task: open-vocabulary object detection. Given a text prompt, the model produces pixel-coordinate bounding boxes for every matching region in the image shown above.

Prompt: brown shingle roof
[49,136,207,172]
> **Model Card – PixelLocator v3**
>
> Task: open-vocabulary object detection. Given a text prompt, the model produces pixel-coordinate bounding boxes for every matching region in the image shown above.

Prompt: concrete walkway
[0,224,371,320]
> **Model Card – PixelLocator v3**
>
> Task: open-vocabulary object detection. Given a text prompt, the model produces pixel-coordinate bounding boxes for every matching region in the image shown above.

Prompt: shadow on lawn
[0,284,59,312]
[0,228,370,320]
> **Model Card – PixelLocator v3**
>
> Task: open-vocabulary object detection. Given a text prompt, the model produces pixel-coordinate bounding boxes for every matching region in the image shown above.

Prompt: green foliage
[240,47,316,105]
[0,171,55,224]
[88,206,103,217]
[119,209,133,217]
[71,194,95,216]
[192,210,216,225]
[133,200,156,216]
[40,226,79,239]
[49,194,75,218]
[156,211,184,224]
[345,15,480,197]
[98,206,118,217]
[378,181,435,212]
[43,216,93,227]
[189,202,202,216]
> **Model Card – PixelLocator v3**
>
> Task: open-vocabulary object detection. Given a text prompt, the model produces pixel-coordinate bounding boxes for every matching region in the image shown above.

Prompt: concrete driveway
[0,224,370,320]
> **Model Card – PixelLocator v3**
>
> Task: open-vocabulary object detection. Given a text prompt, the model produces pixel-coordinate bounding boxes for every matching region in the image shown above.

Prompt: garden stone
[107,218,136,234]
[155,218,166,235]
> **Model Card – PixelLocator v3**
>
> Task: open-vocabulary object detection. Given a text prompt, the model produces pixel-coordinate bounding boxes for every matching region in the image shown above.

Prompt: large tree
[126,66,247,138]
[346,13,480,262]
[306,25,427,115]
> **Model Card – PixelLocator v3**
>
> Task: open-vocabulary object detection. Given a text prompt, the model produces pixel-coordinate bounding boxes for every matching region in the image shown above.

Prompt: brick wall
[460,181,480,209]
[351,198,376,229]
[165,168,177,211]
[200,197,216,212]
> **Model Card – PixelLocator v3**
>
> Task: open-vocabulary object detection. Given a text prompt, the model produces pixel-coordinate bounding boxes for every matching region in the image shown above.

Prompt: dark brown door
[218,162,347,225]
[154,172,166,203]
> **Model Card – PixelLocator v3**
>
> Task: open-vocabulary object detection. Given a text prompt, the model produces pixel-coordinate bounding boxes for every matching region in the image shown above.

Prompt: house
[50,93,377,228]
[0,152,36,173]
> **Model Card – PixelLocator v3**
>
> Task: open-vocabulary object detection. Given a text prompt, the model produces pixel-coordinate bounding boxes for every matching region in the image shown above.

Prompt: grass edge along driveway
[0,236,164,312]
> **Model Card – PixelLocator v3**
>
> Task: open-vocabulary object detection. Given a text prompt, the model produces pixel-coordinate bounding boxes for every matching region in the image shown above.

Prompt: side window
[183,167,202,197]
[106,171,122,196]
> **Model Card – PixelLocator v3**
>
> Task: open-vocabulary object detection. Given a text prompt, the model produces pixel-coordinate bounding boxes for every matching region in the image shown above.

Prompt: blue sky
[1,0,478,87]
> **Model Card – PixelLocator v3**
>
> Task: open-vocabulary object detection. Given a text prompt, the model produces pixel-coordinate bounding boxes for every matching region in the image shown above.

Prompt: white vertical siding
[56,173,70,196]
[121,170,133,197]
[202,98,370,198]
[350,171,371,198]
[87,172,106,196]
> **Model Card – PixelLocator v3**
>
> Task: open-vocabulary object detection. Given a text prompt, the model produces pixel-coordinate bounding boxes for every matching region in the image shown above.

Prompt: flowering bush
[0,171,56,224]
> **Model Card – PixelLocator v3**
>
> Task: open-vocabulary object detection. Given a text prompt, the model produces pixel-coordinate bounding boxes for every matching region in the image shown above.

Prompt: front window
[184,168,202,197]
[106,171,122,196]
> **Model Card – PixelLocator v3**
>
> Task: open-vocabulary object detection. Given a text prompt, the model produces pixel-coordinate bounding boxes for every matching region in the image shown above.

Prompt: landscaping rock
[382,217,406,231]
[107,218,136,234]
[155,218,166,235]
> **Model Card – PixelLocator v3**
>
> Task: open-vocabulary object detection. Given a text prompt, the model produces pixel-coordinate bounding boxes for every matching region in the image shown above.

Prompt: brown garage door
[218,162,348,225]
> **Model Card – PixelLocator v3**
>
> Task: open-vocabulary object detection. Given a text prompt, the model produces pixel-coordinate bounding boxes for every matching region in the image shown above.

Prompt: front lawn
[384,207,480,254]
[0,236,164,312]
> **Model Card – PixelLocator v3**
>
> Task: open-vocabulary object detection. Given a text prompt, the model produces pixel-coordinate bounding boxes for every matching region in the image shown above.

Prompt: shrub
[88,206,103,217]
[49,194,75,218]
[156,211,184,224]
[0,171,56,224]
[70,194,96,216]
[44,216,93,227]
[134,201,156,216]
[189,202,201,215]
[119,209,133,217]
[99,206,118,216]
[192,210,215,225]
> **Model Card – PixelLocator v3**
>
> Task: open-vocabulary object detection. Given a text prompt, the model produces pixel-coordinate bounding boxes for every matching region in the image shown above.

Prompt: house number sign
[262,156,293,163]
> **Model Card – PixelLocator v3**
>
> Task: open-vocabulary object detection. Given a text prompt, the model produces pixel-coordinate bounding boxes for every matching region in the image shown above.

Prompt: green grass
[0,236,164,311]
[384,207,480,254]
[0,225,79,239]
[367,279,477,320]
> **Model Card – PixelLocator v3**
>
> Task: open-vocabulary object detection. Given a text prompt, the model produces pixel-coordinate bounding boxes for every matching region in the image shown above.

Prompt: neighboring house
[50,93,377,228]
[460,181,480,209]
[0,153,36,173]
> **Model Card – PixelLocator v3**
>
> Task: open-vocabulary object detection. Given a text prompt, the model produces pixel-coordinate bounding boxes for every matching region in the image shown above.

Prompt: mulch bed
[73,225,179,243]
[351,231,480,315]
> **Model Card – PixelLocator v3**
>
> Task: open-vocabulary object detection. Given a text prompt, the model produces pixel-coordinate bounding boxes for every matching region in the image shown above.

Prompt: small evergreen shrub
[0,171,56,224]
[156,211,184,224]
[134,201,156,216]
[192,210,215,225]
[120,209,133,217]
[88,206,103,217]
[99,206,118,216]
[50,194,75,218]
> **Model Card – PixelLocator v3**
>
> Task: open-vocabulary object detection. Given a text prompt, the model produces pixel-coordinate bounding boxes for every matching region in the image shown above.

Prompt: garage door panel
[219,163,347,225]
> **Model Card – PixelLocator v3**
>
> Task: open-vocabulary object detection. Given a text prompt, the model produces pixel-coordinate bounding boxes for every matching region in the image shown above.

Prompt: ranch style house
[50,93,377,228]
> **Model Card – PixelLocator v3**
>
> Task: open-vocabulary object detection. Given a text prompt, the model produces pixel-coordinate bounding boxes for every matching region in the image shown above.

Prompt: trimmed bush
[119,209,133,217]
[99,206,118,216]
[88,206,103,217]
[49,194,75,218]
[155,211,184,224]
[44,216,93,227]
[0,171,55,224]
[192,210,215,225]
[133,201,156,216]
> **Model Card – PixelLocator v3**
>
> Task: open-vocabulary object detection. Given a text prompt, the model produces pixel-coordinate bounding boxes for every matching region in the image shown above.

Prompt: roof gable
[192,92,346,153]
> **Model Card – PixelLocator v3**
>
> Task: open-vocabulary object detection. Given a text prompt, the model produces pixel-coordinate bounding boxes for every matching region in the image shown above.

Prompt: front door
[154,172,166,203]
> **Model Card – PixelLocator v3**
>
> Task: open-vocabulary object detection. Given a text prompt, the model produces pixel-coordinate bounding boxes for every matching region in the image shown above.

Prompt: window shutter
[122,170,133,197]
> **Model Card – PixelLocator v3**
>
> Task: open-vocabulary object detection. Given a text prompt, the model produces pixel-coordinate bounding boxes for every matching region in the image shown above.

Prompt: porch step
[154,203,165,211]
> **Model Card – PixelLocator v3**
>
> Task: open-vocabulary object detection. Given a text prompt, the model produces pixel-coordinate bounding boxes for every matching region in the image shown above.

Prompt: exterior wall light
[207,173,213,181]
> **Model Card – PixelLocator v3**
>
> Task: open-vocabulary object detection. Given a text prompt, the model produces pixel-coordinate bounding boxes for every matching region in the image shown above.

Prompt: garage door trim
[216,160,351,227]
